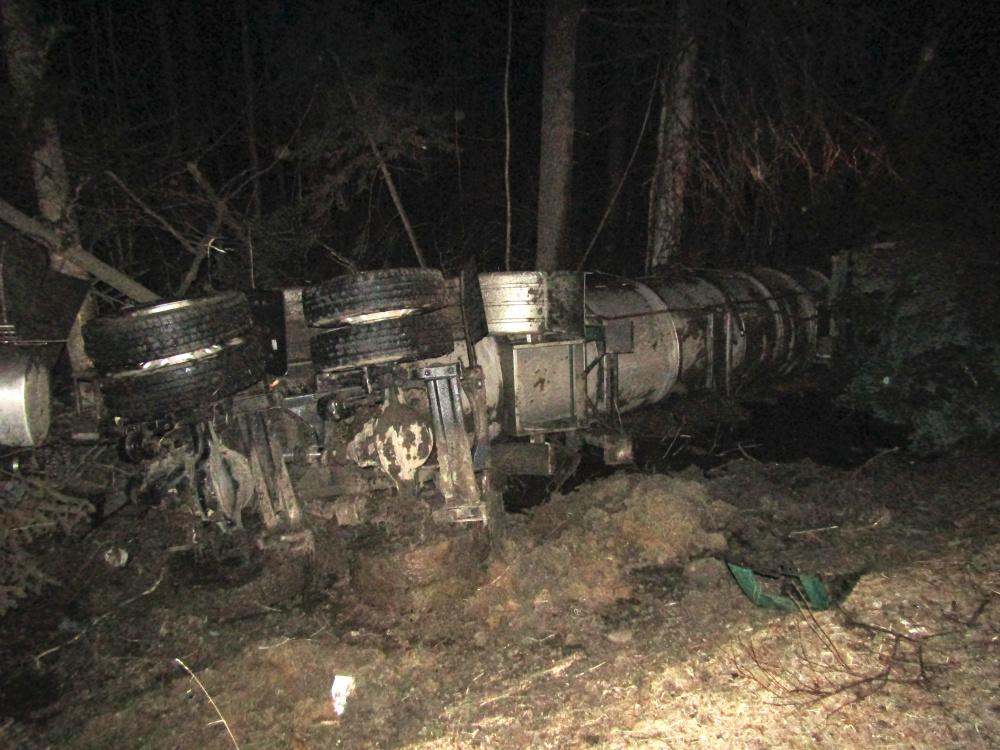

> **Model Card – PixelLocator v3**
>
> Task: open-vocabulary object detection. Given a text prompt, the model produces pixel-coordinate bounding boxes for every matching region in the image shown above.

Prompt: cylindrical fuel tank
[586,267,828,413]
[0,348,51,447]
[584,278,680,409]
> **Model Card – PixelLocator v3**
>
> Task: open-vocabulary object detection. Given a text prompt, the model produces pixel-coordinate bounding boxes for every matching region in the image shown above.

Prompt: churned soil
[3,431,1000,750]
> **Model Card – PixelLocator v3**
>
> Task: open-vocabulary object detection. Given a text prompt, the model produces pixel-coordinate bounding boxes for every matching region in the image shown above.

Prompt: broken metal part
[197,423,254,528]
[420,362,485,522]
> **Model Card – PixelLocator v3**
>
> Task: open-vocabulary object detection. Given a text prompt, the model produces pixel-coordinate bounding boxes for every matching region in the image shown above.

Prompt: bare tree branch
[0,197,158,303]
[174,216,221,297]
[106,171,200,257]
[186,162,247,239]
[335,55,428,268]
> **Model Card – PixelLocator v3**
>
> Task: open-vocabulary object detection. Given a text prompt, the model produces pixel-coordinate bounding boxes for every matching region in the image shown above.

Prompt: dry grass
[397,545,1000,750]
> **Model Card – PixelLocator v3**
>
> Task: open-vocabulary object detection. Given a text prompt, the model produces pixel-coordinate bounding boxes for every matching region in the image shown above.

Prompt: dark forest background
[1,0,997,299]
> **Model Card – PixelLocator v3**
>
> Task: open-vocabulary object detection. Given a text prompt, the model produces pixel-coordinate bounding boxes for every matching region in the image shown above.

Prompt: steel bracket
[419,362,489,523]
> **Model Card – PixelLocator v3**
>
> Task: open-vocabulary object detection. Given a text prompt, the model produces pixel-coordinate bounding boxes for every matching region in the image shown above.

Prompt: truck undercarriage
[0,265,839,551]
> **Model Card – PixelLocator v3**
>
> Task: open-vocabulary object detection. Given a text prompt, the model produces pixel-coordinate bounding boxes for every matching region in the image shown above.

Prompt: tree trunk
[603,27,629,261]
[2,0,86,279]
[153,2,182,149]
[237,0,262,221]
[646,0,698,271]
[1,0,157,304]
[535,0,581,272]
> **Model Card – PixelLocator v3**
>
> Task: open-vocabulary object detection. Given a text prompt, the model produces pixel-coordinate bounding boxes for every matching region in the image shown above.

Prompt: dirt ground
[4,421,1000,750]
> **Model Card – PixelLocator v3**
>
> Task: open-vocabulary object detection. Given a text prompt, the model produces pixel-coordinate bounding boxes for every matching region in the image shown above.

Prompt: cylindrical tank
[585,278,680,409]
[0,348,51,446]
[585,268,828,413]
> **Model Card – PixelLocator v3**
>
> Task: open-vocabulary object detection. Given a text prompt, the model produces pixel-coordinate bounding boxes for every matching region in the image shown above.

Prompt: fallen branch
[316,240,359,274]
[175,216,222,296]
[0,196,158,303]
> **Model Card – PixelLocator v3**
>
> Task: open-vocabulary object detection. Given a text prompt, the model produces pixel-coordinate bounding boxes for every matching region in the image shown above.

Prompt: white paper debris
[331,674,355,716]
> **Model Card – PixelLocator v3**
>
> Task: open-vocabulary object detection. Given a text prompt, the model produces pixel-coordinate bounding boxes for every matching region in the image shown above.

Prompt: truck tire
[303,269,449,327]
[310,308,458,371]
[84,294,254,372]
[98,337,263,420]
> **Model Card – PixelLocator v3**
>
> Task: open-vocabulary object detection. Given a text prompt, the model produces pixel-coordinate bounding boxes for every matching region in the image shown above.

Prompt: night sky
[2,0,998,287]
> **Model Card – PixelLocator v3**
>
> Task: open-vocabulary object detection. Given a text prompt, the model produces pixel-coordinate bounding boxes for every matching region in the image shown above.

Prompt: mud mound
[470,473,733,629]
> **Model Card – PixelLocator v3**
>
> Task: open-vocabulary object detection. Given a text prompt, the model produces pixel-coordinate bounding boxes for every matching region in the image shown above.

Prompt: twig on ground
[175,658,241,750]
[737,605,937,715]
[787,525,839,537]
[661,428,690,460]
[479,654,583,708]
[852,446,900,478]
[34,566,166,665]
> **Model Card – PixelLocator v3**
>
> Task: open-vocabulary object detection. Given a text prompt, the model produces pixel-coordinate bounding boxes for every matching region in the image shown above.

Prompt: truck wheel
[98,337,263,420]
[303,268,449,327]
[310,308,457,371]
[84,293,254,372]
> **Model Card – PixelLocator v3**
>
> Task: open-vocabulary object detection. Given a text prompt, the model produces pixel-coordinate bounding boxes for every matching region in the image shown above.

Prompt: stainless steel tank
[0,348,51,446]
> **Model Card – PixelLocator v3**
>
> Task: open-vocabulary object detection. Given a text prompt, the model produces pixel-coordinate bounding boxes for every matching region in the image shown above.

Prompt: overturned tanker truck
[16,265,841,542]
